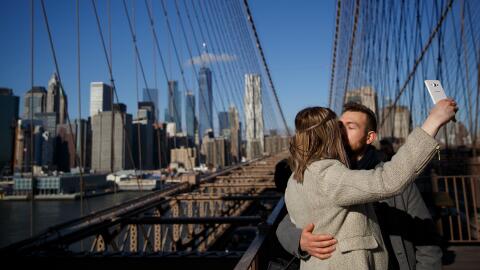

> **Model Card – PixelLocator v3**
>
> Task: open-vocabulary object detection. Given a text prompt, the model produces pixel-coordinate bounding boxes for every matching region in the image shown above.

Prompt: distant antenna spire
[201,42,207,67]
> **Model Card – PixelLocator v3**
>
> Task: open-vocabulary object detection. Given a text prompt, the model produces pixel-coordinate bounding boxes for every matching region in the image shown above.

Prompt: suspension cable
[241,0,291,136]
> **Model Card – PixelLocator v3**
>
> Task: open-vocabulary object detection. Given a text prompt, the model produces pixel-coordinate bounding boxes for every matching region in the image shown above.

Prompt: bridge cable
[29,0,35,237]
[241,0,291,136]
[329,0,342,108]
[91,0,143,191]
[379,0,455,129]
[231,0,281,132]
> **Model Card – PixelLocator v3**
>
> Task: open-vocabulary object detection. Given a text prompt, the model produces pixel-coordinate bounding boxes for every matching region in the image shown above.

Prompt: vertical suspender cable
[242,0,290,136]
[29,0,35,237]
[328,0,342,108]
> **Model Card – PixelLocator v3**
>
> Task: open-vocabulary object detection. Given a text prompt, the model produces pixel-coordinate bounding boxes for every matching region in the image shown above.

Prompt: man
[276,103,442,270]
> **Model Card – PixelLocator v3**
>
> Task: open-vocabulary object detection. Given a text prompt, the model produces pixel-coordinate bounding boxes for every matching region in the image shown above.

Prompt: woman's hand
[421,98,458,137]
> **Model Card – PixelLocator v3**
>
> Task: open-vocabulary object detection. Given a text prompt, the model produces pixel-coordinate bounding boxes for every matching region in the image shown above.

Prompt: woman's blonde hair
[289,107,350,182]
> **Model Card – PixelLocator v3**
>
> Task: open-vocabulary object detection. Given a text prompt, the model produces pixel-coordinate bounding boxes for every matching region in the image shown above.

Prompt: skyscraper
[74,118,91,170]
[132,102,154,170]
[13,120,36,173]
[244,74,264,160]
[214,137,229,168]
[35,112,57,170]
[164,108,170,122]
[91,104,133,173]
[264,134,288,156]
[200,136,230,169]
[153,122,169,169]
[437,121,472,147]
[34,112,58,136]
[138,101,156,117]
[142,88,159,120]
[199,67,213,139]
[56,123,76,171]
[185,91,196,141]
[0,88,19,173]
[380,104,411,145]
[24,86,47,119]
[170,147,196,170]
[218,111,229,136]
[168,81,182,132]
[228,106,241,163]
[90,82,113,117]
[46,72,68,124]
[13,120,45,174]
[345,86,378,116]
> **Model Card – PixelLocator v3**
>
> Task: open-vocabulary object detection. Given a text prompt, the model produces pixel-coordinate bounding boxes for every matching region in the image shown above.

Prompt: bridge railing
[432,174,480,243]
[1,154,289,260]
[234,197,286,270]
[233,173,480,270]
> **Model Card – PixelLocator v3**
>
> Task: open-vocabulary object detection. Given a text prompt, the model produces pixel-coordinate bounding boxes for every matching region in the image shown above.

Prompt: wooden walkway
[443,246,480,270]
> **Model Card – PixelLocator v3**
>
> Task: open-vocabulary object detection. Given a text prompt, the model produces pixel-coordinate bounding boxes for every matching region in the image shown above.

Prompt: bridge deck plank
[442,246,480,270]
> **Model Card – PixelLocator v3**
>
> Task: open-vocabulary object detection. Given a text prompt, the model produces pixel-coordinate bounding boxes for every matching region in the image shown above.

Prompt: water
[0,192,150,248]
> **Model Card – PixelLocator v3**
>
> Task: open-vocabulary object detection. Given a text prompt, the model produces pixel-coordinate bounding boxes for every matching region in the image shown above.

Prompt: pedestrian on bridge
[277,102,443,270]
[282,99,456,269]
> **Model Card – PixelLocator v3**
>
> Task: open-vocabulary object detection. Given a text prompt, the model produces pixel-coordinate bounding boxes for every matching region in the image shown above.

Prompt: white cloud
[187,52,237,66]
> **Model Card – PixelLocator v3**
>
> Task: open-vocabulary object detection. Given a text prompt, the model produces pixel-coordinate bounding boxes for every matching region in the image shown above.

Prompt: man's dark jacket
[276,146,442,270]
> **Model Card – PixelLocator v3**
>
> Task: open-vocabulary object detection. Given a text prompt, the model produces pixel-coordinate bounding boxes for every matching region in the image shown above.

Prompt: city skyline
[0,2,479,266]
[4,70,282,176]
[0,1,335,134]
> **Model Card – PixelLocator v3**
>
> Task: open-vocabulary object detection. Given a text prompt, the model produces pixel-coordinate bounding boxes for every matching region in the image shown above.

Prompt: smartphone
[424,80,456,122]
[424,80,447,103]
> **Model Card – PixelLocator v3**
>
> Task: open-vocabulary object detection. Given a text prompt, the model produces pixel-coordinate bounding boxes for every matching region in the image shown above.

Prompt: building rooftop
[27,86,47,94]
[0,87,13,96]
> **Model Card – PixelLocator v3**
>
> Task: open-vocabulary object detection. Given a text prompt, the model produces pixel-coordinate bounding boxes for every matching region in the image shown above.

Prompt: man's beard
[345,143,368,168]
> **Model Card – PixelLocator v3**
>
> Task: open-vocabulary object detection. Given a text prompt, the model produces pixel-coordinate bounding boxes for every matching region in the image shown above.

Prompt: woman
[285,99,457,269]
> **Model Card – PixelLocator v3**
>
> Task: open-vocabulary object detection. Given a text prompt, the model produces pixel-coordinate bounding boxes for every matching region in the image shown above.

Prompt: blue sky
[0,0,335,131]
[249,0,334,129]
